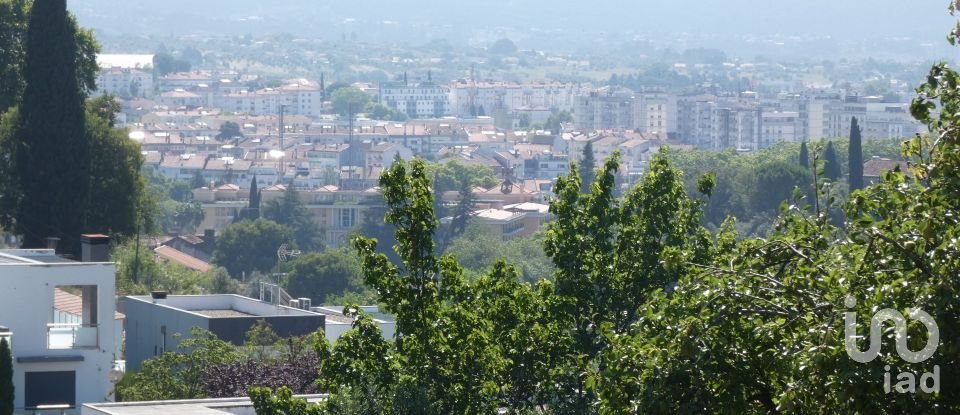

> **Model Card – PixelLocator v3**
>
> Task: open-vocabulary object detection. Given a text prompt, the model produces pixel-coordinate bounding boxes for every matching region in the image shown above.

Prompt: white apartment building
[0,237,119,413]
[218,80,323,117]
[378,81,450,118]
[95,68,154,99]
[448,81,580,117]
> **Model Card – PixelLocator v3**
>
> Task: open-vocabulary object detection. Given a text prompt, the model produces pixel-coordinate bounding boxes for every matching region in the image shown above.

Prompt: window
[50,285,99,349]
[340,208,357,228]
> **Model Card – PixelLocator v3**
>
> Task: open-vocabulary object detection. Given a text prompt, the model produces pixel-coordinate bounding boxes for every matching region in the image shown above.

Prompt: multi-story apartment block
[0,237,119,412]
[95,68,154,98]
[449,81,580,117]
[192,185,384,248]
[575,88,636,131]
[378,81,450,118]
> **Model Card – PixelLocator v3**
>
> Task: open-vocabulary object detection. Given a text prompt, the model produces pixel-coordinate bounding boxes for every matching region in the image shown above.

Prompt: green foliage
[213,218,293,278]
[489,38,518,55]
[152,52,190,76]
[579,141,596,193]
[330,87,371,117]
[544,110,574,135]
[84,100,149,240]
[799,141,810,168]
[250,386,324,415]
[217,121,242,141]
[424,160,499,194]
[544,148,710,412]
[283,249,368,304]
[314,309,397,414]
[0,338,12,415]
[0,0,28,112]
[10,0,91,253]
[112,239,212,295]
[749,160,812,214]
[245,319,280,361]
[445,224,554,282]
[116,328,242,401]
[263,185,324,252]
[849,117,864,191]
[366,103,408,121]
[823,140,842,180]
[350,158,506,413]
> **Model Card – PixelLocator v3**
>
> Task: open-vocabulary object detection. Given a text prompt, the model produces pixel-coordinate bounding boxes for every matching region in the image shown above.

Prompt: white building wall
[0,251,117,411]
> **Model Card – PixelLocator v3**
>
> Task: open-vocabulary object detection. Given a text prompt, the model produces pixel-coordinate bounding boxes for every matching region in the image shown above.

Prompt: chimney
[80,234,111,262]
[151,291,167,304]
[46,237,60,251]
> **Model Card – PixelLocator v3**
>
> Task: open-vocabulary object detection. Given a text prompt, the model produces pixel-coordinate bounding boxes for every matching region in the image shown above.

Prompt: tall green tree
[823,140,842,180]
[848,117,864,190]
[0,337,12,415]
[544,149,712,412]
[0,0,28,112]
[263,185,323,252]
[284,249,363,304]
[352,159,505,413]
[330,87,371,117]
[10,0,90,252]
[238,176,261,221]
[579,140,596,193]
[799,140,809,168]
[84,97,148,240]
[213,218,293,278]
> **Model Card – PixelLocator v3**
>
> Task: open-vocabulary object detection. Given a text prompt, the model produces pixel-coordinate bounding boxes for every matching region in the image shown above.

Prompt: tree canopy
[212,218,293,278]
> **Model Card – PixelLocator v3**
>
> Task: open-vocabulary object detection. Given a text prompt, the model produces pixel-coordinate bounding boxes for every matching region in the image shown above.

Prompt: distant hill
[68,0,956,59]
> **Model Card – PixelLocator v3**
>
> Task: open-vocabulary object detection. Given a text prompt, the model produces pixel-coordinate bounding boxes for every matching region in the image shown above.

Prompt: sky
[69,0,959,59]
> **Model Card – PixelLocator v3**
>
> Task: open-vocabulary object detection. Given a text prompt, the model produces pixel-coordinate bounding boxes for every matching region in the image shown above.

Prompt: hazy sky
[71,0,960,58]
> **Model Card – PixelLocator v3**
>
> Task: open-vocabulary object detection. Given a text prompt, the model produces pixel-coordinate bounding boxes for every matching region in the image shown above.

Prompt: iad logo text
[844,296,940,394]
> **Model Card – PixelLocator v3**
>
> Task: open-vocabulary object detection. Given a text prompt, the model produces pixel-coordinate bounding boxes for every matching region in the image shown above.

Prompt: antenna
[277,244,301,262]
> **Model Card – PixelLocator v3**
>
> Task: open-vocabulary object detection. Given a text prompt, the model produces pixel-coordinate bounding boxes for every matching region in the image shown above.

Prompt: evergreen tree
[823,141,842,180]
[0,337,11,415]
[579,141,596,193]
[237,176,260,221]
[799,140,809,168]
[848,117,864,190]
[0,0,29,112]
[263,185,323,251]
[12,0,90,253]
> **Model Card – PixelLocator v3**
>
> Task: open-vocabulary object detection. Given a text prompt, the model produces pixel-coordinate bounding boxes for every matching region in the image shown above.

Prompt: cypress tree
[823,141,842,180]
[799,141,809,168]
[236,175,260,221]
[0,337,12,415]
[13,0,89,253]
[579,141,596,193]
[0,0,29,112]
[848,117,864,190]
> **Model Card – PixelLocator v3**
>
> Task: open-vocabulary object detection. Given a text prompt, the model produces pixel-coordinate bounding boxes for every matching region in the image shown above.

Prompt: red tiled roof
[154,246,212,272]
[863,158,910,177]
[54,288,124,320]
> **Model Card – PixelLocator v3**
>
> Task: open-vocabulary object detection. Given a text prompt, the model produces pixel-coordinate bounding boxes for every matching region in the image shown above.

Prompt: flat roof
[190,309,253,318]
[83,395,327,415]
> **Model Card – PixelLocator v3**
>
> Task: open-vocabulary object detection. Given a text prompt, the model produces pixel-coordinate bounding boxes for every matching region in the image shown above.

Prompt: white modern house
[0,235,120,413]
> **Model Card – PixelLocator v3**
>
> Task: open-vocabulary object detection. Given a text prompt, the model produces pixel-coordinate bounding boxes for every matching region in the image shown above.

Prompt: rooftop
[83,395,327,415]
[126,294,324,318]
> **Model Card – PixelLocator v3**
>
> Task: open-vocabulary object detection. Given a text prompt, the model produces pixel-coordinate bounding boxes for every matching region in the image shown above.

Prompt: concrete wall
[0,252,117,410]
[122,297,209,372]
[123,295,326,371]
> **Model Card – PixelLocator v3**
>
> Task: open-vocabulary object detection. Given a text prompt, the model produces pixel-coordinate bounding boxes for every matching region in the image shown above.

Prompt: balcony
[48,323,98,349]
